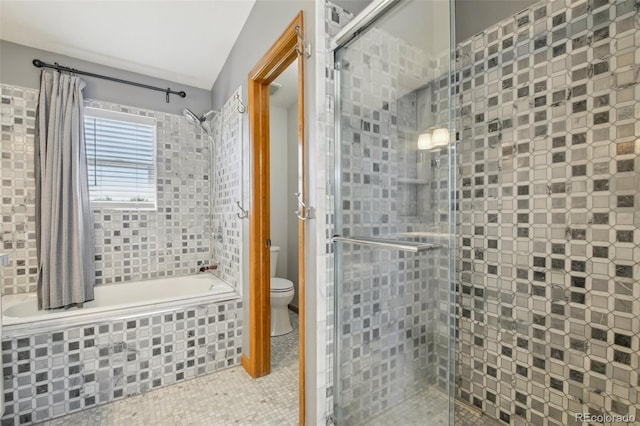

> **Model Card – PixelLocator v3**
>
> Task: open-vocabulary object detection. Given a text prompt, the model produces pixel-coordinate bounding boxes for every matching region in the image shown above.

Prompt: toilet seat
[271,277,294,293]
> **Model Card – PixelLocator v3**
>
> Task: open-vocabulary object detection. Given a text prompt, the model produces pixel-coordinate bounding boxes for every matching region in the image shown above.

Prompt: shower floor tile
[366,388,502,426]
[39,312,300,426]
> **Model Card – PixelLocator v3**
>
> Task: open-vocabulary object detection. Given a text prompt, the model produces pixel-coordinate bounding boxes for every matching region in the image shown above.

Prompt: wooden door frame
[241,11,306,425]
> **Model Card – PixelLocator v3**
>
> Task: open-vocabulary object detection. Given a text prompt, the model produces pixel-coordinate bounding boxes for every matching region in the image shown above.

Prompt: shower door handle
[294,192,313,221]
[332,235,442,253]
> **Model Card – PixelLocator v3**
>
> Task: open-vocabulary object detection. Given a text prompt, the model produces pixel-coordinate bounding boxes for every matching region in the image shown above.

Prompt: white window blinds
[84,107,157,209]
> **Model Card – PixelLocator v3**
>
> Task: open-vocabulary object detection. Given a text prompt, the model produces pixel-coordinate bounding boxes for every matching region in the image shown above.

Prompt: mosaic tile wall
[0,86,38,295]
[327,7,455,424]
[454,0,640,424]
[1,298,243,425]
[322,1,640,425]
[210,87,243,291]
[0,84,214,294]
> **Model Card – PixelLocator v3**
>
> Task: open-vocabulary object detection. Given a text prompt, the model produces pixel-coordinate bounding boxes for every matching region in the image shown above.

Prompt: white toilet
[269,246,295,336]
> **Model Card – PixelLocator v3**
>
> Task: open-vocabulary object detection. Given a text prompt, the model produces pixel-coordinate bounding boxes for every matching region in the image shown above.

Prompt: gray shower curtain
[35,69,95,310]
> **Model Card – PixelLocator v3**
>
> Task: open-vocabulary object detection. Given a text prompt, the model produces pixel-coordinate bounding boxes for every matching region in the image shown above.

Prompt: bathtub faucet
[199,264,218,273]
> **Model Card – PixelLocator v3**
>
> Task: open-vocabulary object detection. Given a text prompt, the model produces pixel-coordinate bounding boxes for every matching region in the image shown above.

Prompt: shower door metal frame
[331,0,458,423]
[329,0,400,52]
[331,2,404,421]
[445,1,457,423]
[332,60,344,423]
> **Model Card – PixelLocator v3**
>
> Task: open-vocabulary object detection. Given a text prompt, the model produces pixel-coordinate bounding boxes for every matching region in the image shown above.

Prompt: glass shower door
[333,1,455,425]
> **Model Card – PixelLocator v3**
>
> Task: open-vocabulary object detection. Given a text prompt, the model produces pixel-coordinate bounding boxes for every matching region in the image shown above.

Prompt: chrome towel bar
[331,235,442,253]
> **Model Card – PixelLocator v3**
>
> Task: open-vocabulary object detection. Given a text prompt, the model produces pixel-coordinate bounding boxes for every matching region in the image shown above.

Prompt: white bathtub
[2,273,239,337]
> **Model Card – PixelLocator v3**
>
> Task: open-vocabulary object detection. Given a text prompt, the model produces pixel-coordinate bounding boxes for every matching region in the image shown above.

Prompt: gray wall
[270,105,290,279]
[456,0,539,41]
[210,1,317,423]
[0,40,212,115]
[210,0,315,109]
[268,101,300,305]
[286,102,299,308]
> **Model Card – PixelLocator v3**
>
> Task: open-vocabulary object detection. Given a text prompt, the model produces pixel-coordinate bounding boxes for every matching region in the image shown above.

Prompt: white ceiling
[0,0,256,90]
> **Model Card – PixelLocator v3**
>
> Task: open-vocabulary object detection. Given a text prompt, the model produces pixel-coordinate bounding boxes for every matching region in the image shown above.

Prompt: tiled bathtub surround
[0,86,38,295]
[455,0,640,424]
[210,87,243,291]
[1,299,243,425]
[0,85,213,294]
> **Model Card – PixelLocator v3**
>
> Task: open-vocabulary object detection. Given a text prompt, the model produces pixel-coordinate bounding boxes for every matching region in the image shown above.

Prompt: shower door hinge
[265,239,271,249]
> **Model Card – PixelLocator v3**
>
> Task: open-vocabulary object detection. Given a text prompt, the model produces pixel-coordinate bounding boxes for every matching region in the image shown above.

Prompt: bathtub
[1,273,243,425]
[2,273,239,337]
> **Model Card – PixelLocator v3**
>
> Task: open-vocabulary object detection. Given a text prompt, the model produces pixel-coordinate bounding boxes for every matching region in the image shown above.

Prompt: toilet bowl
[270,246,294,336]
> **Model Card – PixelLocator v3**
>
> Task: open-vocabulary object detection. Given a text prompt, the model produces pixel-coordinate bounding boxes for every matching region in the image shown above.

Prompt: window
[84,107,157,209]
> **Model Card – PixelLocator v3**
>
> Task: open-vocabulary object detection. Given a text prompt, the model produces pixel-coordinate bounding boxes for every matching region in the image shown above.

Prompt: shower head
[184,108,219,123]
[183,108,219,133]
[183,108,202,124]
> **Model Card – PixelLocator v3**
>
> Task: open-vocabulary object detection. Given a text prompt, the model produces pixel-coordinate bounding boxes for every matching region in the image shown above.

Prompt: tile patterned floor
[39,312,300,426]
[454,405,502,426]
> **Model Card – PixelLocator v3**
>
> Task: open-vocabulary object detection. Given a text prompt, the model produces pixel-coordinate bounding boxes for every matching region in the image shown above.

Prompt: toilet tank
[269,246,280,277]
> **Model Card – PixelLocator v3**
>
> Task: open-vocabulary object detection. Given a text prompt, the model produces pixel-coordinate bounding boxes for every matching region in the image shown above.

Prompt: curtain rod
[32,59,187,103]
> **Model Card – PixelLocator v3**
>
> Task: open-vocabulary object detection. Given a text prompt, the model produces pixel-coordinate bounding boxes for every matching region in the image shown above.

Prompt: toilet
[269,246,295,336]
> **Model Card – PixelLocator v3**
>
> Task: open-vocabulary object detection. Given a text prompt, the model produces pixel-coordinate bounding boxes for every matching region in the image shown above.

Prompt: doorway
[242,11,307,426]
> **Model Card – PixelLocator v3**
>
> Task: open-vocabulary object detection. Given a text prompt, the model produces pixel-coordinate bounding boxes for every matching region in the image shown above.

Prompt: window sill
[90,202,157,211]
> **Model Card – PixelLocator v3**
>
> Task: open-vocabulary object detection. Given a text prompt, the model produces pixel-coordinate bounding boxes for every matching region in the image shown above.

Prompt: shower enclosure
[331,1,456,424]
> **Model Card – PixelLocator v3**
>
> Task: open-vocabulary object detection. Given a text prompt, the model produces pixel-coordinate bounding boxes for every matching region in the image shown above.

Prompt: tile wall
[210,87,243,292]
[455,0,640,424]
[0,86,38,295]
[0,85,214,294]
[323,0,639,425]
[1,299,242,425]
